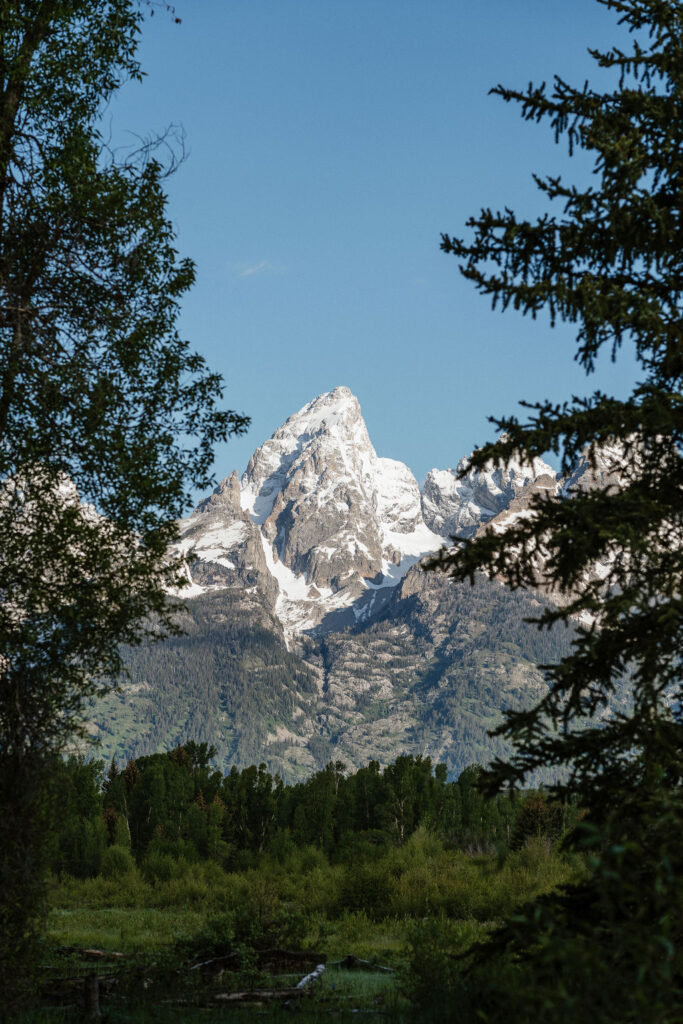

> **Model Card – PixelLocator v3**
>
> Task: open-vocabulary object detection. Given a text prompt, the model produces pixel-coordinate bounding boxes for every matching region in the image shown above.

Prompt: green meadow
[31,750,582,1020]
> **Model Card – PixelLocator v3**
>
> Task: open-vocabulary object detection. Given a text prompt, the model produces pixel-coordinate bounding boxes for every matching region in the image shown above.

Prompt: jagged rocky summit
[173,386,557,636]
[90,386,630,779]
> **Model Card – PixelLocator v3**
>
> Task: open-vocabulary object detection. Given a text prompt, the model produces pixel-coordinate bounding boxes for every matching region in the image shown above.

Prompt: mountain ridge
[173,386,560,638]
[88,386,629,779]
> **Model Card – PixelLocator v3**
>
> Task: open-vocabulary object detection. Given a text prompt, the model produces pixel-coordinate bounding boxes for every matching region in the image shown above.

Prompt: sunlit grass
[48,906,205,953]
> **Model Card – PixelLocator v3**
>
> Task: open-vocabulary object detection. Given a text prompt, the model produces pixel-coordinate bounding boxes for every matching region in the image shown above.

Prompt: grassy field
[43,892,415,1020]
[30,835,582,1022]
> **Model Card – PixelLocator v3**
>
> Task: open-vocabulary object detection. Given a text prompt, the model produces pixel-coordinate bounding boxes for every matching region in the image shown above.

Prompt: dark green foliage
[431,0,683,1017]
[0,752,52,1007]
[42,749,585,1019]
[221,761,284,855]
[49,758,107,878]
[448,793,683,1023]
[508,792,569,851]
[0,3,247,1005]
[403,917,484,1017]
[0,5,247,760]
[100,844,136,879]
[48,747,543,874]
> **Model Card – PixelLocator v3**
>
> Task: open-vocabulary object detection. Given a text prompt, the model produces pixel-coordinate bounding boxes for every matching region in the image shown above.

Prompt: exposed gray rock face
[422,447,556,539]
[474,444,631,616]
[194,469,242,516]
[173,470,278,605]
[168,388,625,641]
[474,471,561,540]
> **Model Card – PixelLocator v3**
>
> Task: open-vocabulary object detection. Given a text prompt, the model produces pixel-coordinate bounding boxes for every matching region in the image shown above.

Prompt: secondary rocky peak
[193,469,242,517]
[422,445,556,540]
[561,440,632,495]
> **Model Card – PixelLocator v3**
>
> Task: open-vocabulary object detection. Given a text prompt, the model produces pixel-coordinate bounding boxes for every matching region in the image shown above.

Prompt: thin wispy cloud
[229,260,284,279]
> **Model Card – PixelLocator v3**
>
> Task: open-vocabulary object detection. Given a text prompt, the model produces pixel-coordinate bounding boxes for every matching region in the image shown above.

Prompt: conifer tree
[433,1,683,1017]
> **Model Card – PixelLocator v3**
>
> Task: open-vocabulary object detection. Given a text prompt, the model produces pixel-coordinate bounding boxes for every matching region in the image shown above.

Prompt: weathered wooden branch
[188,951,240,974]
[55,946,127,960]
[296,963,326,989]
[188,947,325,975]
[213,987,303,1003]
[329,954,394,973]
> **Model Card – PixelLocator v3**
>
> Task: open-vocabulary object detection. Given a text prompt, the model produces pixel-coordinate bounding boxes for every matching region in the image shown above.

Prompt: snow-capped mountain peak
[173,388,569,637]
[239,386,372,527]
[234,387,443,631]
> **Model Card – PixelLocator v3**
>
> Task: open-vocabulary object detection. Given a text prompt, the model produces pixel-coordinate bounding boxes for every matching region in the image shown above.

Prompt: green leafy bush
[100,845,136,879]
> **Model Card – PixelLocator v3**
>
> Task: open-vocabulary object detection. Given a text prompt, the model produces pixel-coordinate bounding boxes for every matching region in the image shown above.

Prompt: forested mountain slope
[89,570,583,780]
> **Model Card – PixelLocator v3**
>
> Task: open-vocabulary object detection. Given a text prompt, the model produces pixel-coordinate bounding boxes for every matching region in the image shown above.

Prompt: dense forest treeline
[50,743,573,880]
[89,591,321,773]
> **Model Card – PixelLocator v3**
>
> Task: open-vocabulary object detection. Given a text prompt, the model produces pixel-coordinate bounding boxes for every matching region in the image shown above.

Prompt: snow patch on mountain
[177,521,250,565]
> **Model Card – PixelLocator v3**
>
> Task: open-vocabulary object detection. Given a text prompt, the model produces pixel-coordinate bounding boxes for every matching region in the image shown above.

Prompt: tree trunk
[83,974,101,1022]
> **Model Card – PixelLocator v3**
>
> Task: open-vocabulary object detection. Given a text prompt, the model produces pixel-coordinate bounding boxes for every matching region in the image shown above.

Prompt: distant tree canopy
[432,0,683,1018]
[0,1,247,1005]
[49,747,548,878]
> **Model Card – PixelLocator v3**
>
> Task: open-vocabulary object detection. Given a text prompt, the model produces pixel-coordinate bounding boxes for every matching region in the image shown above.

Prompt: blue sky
[112,0,639,495]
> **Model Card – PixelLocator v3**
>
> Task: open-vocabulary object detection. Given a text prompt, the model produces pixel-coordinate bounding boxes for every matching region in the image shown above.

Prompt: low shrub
[99,845,136,879]
[402,915,489,1017]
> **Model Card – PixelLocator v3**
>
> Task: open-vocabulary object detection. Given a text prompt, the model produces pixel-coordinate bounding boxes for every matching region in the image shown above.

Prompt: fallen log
[188,947,326,975]
[296,963,326,989]
[188,952,240,974]
[55,946,127,960]
[82,949,125,961]
[258,948,327,973]
[329,954,394,973]
[214,987,303,1003]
